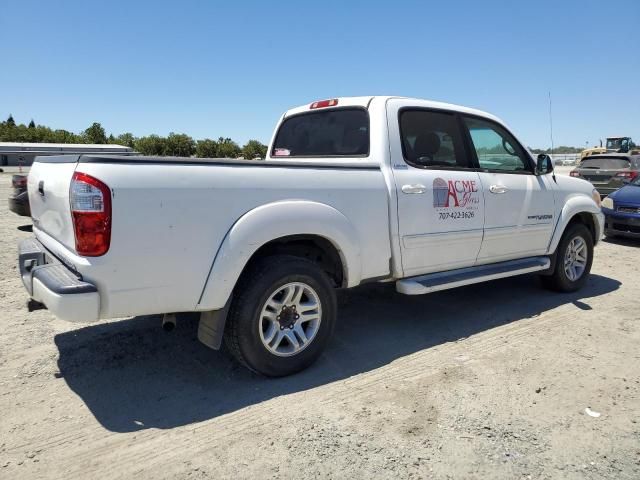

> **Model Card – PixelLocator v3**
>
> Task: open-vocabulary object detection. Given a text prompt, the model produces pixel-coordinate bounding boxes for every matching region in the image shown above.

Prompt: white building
[0,142,135,166]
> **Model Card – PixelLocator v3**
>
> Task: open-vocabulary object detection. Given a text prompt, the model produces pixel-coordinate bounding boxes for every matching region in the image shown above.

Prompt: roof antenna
[548,91,556,183]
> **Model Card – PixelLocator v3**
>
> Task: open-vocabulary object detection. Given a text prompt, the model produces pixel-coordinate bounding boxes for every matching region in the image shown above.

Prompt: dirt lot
[0,171,638,479]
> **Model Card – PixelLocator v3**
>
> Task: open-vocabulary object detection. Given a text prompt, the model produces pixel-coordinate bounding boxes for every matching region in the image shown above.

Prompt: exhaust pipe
[162,313,176,332]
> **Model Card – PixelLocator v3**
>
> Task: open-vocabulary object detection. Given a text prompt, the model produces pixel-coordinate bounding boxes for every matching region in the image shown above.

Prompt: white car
[19,96,604,376]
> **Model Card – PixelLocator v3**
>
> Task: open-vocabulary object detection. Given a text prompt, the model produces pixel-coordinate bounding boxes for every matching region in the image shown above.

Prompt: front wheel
[541,223,593,292]
[224,255,337,377]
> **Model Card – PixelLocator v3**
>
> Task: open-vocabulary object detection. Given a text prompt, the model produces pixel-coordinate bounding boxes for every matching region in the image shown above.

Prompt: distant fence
[547,153,580,166]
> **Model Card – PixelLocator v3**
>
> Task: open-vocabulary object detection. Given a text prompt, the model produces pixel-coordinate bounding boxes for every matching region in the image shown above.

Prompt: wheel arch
[567,212,597,243]
[240,234,346,288]
[548,196,602,254]
[196,200,361,311]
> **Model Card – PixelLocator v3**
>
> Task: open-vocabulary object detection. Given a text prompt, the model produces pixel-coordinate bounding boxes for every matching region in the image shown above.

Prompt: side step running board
[396,257,550,295]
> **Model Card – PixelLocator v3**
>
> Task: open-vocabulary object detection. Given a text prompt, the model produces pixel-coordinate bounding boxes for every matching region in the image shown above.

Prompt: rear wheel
[224,255,337,377]
[542,223,593,292]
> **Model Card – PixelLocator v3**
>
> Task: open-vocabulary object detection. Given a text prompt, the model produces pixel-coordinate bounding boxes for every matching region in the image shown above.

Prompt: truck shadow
[54,273,620,433]
[603,236,639,248]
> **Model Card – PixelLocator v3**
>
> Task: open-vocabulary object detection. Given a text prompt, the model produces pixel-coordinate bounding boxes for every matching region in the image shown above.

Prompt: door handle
[489,184,508,194]
[401,184,426,194]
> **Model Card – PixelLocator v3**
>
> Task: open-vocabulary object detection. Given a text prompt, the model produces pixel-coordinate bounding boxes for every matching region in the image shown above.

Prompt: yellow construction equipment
[580,136,639,160]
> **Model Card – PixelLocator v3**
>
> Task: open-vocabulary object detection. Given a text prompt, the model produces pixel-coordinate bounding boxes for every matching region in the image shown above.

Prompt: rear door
[387,100,485,277]
[28,156,79,250]
[461,116,556,262]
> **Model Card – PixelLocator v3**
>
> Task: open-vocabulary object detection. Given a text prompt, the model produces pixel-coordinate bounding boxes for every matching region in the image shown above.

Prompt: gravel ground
[0,171,638,479]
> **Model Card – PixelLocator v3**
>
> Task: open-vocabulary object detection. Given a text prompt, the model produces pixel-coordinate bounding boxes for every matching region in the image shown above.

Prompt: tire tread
[543,223,593,293]
[223,254,335,376]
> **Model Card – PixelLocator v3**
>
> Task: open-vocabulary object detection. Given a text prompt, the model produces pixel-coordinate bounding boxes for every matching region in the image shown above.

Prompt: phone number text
[438,211,475,220]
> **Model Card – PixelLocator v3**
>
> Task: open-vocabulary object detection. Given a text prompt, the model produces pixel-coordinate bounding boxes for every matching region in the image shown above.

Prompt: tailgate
[28,156,79,251]
[579,157,631,184]
[580,169,618,184]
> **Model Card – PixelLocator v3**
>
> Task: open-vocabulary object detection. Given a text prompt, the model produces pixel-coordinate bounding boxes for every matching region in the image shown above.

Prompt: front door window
[464,117,531,173]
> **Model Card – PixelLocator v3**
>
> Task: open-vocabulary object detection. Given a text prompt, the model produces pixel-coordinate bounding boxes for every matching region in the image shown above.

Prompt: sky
[1,0,638,148]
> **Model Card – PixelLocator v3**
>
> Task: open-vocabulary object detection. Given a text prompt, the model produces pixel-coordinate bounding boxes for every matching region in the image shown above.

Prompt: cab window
[272,108,369,157]
[463,117,531,172]
[399,110,470,169]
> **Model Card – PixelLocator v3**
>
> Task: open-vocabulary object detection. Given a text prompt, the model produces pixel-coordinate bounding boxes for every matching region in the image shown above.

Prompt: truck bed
[28,154,391,319]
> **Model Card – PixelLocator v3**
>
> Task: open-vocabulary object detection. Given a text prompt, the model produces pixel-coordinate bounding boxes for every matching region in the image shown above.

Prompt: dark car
[601,176,640,239]
[571,154,640,196]
[8,174,31,217]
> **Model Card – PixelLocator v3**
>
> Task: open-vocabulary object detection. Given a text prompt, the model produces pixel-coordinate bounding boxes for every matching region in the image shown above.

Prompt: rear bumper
[603,212,640,239]
[593,186,618,197]
[8,190,31,217]
[19,237,100,322]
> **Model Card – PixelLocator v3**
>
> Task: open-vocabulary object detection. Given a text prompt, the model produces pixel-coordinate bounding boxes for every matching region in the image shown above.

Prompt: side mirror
[536,154,554,175]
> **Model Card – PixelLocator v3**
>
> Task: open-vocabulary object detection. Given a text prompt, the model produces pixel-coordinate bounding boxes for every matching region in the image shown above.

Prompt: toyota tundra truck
[19,96,604,376]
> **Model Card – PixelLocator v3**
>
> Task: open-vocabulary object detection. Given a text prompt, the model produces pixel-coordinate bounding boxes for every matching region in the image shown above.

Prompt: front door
[462,115,556,262]
[387,102,485,277]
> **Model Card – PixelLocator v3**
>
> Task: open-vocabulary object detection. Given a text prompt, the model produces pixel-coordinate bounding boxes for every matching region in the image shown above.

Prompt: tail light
[615,171,639,181]
[70,172,111,256]
[570,170,580,177]
[12,175,27,188]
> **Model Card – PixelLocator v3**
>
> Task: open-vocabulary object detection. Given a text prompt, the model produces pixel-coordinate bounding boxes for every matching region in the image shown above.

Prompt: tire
[224,255,337,377]
[541,223,593,292]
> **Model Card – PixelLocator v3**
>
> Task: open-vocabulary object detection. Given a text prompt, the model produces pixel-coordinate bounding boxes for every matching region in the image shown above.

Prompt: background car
[8,174,30,217]
[570,154,640,196]
[601,176,640,239]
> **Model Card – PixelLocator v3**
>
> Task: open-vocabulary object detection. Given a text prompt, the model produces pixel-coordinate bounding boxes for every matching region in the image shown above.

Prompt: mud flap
[197,297,232,350]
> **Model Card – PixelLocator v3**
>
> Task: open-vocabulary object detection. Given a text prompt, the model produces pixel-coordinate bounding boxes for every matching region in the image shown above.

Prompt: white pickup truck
[20,96,604,376]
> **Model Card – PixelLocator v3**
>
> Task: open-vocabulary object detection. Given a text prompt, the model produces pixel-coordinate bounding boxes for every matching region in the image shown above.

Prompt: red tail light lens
[12,175,27,188]
[310,99,338,109]
[70,172,111,256]
[570,170,580,177]
[615,171,639,180]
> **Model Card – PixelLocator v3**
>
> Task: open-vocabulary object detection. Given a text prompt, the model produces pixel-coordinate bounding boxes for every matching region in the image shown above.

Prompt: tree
[217,137,241,158]
[114,132,136,148]
[52,129,82,144]
[164,133,195,157]
[0,116,267,160]
[84,122,107,144]
[242,139,267,159]
[530,146,582,154]
[134,135,167,156]
[195,139,219,158]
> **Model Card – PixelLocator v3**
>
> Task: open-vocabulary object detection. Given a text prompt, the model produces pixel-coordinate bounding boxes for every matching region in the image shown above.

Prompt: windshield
[606,138,626,150]
[580,157,631,169]
[631,176,640,186]
[272,108,369,157]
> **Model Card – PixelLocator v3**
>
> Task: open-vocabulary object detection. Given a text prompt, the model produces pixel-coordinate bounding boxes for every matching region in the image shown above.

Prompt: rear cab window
[580,157,631,169]
[272,108,369,158]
